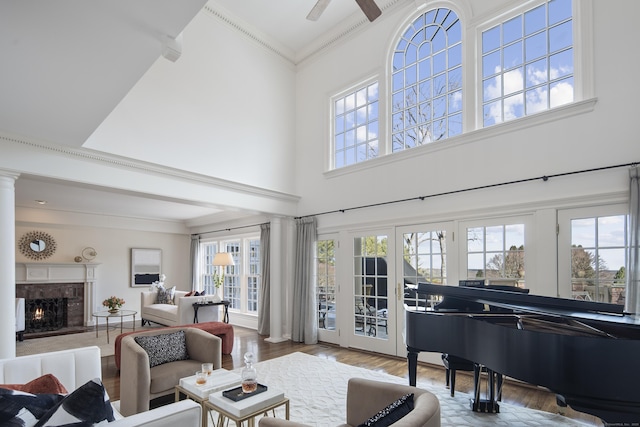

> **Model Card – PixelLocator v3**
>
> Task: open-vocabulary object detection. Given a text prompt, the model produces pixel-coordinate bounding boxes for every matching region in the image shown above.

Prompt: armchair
[259,378,440,427]
[119,327,222,416]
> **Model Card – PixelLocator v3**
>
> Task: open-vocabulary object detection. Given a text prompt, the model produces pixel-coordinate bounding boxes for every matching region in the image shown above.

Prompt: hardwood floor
[101,326,602,426]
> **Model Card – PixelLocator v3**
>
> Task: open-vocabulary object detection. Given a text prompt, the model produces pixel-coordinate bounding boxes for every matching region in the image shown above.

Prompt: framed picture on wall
[131,248,162,287]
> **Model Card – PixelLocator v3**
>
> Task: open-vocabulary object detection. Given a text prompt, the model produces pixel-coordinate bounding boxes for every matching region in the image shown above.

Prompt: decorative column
[0,171,19,358]
[265,216,287,343]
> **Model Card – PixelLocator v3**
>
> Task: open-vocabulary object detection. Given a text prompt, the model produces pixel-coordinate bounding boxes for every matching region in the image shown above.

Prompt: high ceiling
[3,0,397,225]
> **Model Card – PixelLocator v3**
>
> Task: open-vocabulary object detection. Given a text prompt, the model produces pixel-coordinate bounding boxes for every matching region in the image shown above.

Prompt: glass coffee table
[92,309,137,343]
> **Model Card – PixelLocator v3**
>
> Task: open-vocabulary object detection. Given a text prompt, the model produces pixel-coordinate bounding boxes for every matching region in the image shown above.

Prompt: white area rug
[236,352,592,427]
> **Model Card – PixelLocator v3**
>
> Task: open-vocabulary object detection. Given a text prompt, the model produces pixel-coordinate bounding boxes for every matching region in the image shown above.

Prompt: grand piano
[405,282,640,424]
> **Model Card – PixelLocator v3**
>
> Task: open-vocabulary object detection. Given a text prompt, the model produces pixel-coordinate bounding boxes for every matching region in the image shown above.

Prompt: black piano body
[405,283,640,424]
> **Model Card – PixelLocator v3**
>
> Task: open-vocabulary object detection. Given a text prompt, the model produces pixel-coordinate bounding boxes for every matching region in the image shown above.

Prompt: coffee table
[175,369,242,427]
[206,386,289,427]
[92,309,137,343]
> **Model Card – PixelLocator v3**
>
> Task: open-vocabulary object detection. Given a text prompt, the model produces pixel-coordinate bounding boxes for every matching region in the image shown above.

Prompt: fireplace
[17,282,85,335]
[26,298,66,333]
[16,263,99,331]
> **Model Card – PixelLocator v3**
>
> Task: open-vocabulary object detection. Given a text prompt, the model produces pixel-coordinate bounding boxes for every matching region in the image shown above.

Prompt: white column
[0,171,19,358]
[265,217,287,343]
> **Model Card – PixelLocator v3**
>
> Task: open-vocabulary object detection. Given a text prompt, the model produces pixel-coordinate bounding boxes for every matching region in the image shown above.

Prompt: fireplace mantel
[16,263,99,326]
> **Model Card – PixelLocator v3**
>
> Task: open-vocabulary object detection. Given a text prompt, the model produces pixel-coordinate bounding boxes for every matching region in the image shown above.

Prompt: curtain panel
[190,235,200,292]
[626,166,640,314]
[292,217,318,344]
[258,223,271,335]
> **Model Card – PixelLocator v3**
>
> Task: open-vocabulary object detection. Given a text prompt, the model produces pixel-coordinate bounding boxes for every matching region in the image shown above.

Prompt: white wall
[84,7,298,196]
[15,222,190,316]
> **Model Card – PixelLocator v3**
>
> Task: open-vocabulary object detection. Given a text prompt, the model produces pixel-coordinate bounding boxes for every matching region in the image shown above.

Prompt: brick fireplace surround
[15,263,99,329]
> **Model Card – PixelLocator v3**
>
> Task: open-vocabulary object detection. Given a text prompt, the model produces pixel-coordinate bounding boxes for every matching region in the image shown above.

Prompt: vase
[108,308,119,313]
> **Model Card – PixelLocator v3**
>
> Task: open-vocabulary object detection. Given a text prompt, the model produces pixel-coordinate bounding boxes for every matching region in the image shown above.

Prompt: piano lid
[417,282,640,327]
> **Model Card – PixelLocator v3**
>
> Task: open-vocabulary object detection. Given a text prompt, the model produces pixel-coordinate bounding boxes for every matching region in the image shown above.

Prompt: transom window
[391,8,462,151]
[333,81,379,168]
[482,0,573,126]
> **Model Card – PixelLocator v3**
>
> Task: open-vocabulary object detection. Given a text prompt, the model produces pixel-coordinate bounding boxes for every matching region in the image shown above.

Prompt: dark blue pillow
[357,393,414,427]
[0,388,64,425]
[35,378,114,426]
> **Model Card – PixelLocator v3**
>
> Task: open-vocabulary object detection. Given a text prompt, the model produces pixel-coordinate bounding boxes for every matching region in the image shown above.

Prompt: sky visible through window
[482,0,573,126]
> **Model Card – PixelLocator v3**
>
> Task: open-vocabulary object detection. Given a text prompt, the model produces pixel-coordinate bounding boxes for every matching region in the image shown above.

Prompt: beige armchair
[259,378,440,427]
[119,327,222,416]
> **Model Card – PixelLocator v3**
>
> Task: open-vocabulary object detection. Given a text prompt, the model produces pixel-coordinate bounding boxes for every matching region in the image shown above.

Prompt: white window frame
[474,0,593,130]
[558,204,628,301]
[330,75,381,170]
[199,235,260,316]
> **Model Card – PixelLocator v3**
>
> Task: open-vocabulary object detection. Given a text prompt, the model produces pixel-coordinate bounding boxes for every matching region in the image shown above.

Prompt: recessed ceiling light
[35,200,47,205]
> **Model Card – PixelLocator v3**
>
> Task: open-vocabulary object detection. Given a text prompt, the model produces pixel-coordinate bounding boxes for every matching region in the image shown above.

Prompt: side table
[175,369,242,427]
[92,309,137,343]
[192,300,230,323]
[206,387,289,427]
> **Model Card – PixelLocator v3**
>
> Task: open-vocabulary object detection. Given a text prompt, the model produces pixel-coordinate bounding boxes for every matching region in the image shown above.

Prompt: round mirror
[19,231,56,260]
[30,239,46,252]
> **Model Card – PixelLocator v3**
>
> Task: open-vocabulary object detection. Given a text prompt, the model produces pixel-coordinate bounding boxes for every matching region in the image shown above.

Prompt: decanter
[241,352,258,393]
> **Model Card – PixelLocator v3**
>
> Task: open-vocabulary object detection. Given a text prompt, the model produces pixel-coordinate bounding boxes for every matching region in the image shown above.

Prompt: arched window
[391,8,462,152]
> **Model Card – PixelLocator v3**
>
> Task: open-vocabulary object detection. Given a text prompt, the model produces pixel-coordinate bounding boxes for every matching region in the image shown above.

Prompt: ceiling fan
[307,0,382,22]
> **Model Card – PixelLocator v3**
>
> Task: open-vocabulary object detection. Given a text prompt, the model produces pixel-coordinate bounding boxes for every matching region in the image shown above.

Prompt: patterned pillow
[155,285,176,305]
[0,388,64,426]
[0,374,68,395]
[134,330,190,368]
[357,393,414,427]
[35,378,114,426]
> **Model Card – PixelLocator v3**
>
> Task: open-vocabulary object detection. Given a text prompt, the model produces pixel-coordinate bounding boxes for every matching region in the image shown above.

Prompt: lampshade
[213,252,235,266]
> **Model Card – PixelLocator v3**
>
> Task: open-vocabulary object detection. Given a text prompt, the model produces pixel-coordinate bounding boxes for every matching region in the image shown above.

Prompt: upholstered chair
[259,378,440,427]
[119,327,222,416]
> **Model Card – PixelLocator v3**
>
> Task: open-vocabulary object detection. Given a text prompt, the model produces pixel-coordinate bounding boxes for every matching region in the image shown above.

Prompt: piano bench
[441,354,475,397]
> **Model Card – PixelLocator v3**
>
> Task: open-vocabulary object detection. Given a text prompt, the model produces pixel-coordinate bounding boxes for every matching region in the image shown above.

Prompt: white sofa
[0,346,201,427]
[15,298,25,341]
[141,290,218,327]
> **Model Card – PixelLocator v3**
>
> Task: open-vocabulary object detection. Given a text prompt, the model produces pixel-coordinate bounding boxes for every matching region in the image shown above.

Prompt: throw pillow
[185,291,195,297]
[155,285,176,305]
[35,378,115,426]
[0,374,68,395]
[0,388,64,426]
[357,393,414,427]
[134,330,190,368]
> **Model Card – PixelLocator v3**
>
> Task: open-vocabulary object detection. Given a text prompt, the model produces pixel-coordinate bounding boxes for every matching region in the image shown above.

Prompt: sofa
[0,346,201,426]
[141,290,220,327]
[15,298,25,341]
[259,378,440,427]
[119,327,222,417]
[114,321,234,370]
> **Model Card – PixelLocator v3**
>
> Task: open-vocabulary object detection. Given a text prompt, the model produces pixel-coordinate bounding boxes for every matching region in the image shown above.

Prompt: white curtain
[258,223,270,335]
[292,217,318,344]
[190,235,200,292]
[626,166,640,314]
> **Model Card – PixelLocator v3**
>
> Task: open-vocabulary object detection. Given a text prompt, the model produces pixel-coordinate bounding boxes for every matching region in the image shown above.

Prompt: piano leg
[407,347,419,386]
[471,364,500,413]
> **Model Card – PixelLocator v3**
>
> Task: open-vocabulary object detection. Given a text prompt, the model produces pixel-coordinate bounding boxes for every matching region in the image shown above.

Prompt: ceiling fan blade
[355,0,382,22]
[306,0,331,21]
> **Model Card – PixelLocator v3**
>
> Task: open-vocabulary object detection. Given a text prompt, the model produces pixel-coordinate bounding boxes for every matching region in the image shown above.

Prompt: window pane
[549,0,572,25]
[598,216,626,246]
[550,76,573,108]
[483,50,501,77]
[550,20,572,52]
[526,58,547,88]
[503,15,522,44]
[483,26,500,54]
[550,48,573,79]
[504,93,524,120]
[526,86,548,114]
[525,31,547,62]
[524,4,546,36]
[503,41,523,68]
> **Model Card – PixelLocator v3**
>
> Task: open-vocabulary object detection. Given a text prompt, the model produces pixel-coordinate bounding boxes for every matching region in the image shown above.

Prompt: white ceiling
[2,0,393,225]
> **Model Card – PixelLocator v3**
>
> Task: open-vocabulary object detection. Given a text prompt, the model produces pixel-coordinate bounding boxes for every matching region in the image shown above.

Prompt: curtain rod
[295,161,639,220]
[192,222,269,237]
